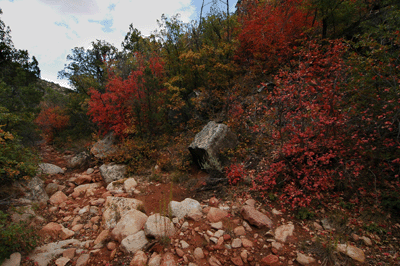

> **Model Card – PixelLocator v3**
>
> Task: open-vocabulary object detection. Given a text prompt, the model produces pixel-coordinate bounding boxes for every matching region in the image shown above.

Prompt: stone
[130,250,148,266]
[76,254,90,266]
[242,221,252,232]
[321,218,334,230]
[234,226,246,236]
[232,238,242,248]
[313,222,323,231]
[209,197,219,207]
[72,224,83,232]
[63,248,76,259]
[337,243,365,263]
[40,222,63,239]
[211,221,223,230]
[121,231,149,254]
[274,223,294,243]
[100,163,127,185]
[176,248,184,257]
[260,254,279,266]
[10,205,36,223]
[2,252,21,266]
[72,183,102,197]
[60,227,75,240]
[241,205,273,228]
[102,196,144,229]
[360,236,372,246]
[188,121,237,171]
[208,256,222,266]
[231,256,244,266]
[124,178,138,194]
[45,183,59,196]
[111,209,148,242]
[38,163,64,175]
[20,176,49,203]
[49,191,68,205]
[107,180,127,194]
[193,247,205,259]
[180,240,190,249]
[74,174,92,185]
[240,250,248,263]
[55,257,70,266]
[69,151,89,169]
[93,229,110,247]
[91,132,117,159]
[160,252,176,266]
[296,253,316,265]
[242,238,254,248]
[148,253,162,266]
[271,241,283,251]
[169,198,202,220]
[245,199,256,207]
[207,207,228,222]
[144,214,175,238]
[29,239,82,266]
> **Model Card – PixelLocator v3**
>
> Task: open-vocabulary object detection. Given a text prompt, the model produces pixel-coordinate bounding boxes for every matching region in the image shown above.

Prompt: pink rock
[130,250,148,266]
[41,222,62,238]
[207,207,228,223]
[76,254,90,266]
[242,238,254,248]
[72,224,83,232]
[208,256,222,266]
[49,191,68,205]
[63,248,76,259]
[209,197,219,207]
[107,242,117,250]
[160,252,176,266]
[261,254,279,266]
[234,226,246,236]
[175,248,184,257]
[193,247,205,260]
[241,206,273,228]
[231,256,244,266]
[94,229,110,246]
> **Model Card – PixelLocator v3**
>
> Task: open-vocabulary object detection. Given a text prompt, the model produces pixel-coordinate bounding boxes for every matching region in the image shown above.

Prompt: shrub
[0,210,39,264]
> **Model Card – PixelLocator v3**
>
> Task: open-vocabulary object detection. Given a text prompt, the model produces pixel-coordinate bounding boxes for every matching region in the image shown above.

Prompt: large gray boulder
[38,163,64,175]
[144,214,176,238]
[169,198,202,220]
[68,151,90,169]
[20,176,49,203]
[91,132,117,159]
[100,163,127,185]
[189,121,237,171]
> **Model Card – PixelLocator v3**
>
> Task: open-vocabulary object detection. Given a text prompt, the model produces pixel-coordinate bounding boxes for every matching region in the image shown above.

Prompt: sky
[0,0,238,89]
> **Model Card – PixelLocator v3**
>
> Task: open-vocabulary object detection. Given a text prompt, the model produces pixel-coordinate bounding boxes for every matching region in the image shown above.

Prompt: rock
[231,256,244,266]
[55,257,70,266]
[107,242,117,250]
[106,180,126,194]
[74,174,92,185]
[93,229,110,247]
[69,151,90,169]
[271,241,283,251]
[29,239,82,266]
[160,252,176,266]
[194,247,205,259]
[321,218,334,230]
[275,223,294,242]
[169,198,202,220]
[208,256,222,266]
[260,254,279,266]
[49,191,68,205]
[148,253,162,266]
[180,240,189,249]
[38,163,64,175]
[40,222,63,239]
[313,222,323,231]
[102,197,144,229]
[20,176,49,203]
[337,243,365,263]
[245,199,256,207]
[207,207,228,222]
[176,248,184,257]
[296,253,316,265]
[76,254,90,266]
[2,252,21,266]
[242,238,254,248]
[234,226,246,236]
[130,250,148,266]
[63,248,76,259]
[124,178,138,194]
[72,183,102,198]
[45,183,59,196]
[10,205,36,223]
[100,163,127,185]
[360,236,372,246]
[232,238,242,248]
[188,121,237,170]
[241,205,273,228]
[91,132,117,159]
[60,227,75,240]
[86,168,94,174]
[121,231,149,254]
[240,250,248,263]
[209,197,219,207]
[144,214,175,238]
[111,209,148,242]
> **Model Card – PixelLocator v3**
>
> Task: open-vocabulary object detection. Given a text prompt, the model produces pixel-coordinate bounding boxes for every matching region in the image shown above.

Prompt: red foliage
[236,0,315,73]
[88,52,165,137]
[253,40,361,208]
[35,106,69,142]
[226,163,245,185]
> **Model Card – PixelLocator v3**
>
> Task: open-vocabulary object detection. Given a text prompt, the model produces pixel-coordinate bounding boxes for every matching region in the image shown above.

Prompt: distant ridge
[37,79,75,95]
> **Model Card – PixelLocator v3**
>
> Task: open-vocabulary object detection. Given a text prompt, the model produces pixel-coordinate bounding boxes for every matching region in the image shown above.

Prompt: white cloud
[0,0,196,88]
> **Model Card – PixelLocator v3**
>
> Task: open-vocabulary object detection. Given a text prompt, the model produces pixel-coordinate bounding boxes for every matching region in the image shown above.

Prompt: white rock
[144,214,175,238]
[120,231,149,254]
[111,209,148,242]
[275,224,294,242]
[169,198,202,220]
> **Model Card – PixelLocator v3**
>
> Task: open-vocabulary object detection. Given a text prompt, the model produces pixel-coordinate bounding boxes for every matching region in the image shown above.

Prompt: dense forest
[1,0,400,215]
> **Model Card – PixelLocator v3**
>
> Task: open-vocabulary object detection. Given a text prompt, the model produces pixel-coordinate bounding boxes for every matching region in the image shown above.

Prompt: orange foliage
[35,106,70,142]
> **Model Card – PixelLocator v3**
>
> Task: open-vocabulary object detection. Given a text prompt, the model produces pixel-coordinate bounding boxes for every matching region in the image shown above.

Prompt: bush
[0,128,38,183]
[0,210,39,264]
